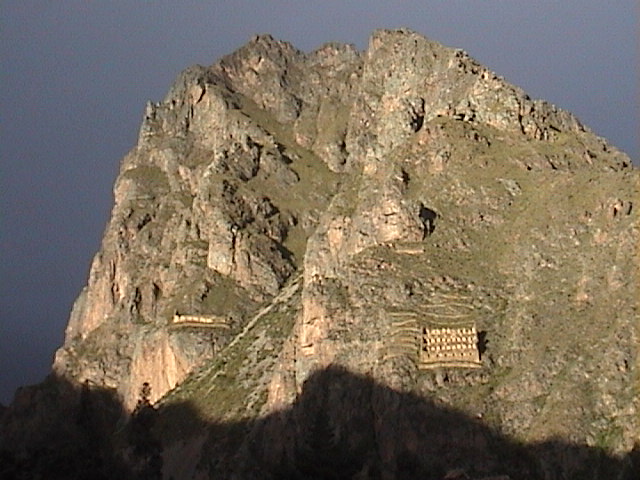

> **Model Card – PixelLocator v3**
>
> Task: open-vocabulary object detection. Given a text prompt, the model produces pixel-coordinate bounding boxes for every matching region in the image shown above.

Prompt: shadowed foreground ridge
[1,368,639,479]
[171,366,640,479]
[1,28,638,479]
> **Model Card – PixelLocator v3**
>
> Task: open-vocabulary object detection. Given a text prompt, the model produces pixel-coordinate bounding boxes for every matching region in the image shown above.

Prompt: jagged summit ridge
[5,29,632,478]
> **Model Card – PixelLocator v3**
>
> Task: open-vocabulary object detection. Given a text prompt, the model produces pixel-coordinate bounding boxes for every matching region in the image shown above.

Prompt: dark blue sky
[1,1,637,404]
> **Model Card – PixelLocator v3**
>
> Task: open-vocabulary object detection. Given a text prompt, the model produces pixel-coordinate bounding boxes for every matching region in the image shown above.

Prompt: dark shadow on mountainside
[1,367,639,479]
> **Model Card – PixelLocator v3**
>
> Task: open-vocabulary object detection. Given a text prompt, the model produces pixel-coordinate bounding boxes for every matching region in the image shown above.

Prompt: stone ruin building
[419,324,481,369]
[385,310,482,369]
[170,313,229,329]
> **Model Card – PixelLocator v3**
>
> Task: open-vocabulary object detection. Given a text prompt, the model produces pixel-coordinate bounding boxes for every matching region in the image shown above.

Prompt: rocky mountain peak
[2,30,637,479]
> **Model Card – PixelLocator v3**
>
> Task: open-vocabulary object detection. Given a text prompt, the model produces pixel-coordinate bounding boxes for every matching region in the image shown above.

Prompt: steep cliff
[6,29,638,479]
[52,35,354,408]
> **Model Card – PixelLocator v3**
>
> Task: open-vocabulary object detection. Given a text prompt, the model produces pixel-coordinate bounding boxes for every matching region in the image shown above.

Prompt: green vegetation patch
[157,274,302,442]
[122,165,170,194]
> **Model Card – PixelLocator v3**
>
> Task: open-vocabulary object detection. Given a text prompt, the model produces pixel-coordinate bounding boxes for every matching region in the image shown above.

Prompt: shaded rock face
[39,28,638,476]
[2,369,638,480]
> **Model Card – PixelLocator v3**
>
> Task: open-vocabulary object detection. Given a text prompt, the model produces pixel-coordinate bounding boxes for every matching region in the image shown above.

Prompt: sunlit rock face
[39,28,638,477]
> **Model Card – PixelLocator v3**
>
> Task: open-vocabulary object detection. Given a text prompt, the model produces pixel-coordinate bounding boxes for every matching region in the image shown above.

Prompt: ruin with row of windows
[419,324,481,368]
[170,313,229,328]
